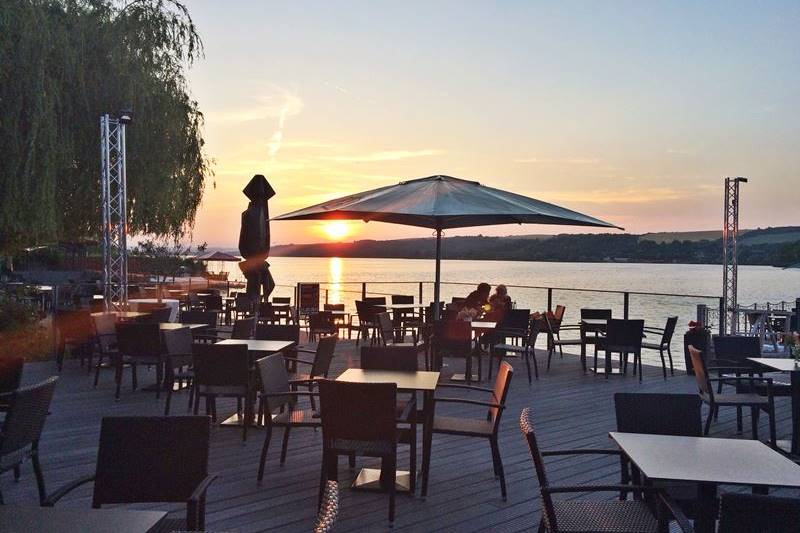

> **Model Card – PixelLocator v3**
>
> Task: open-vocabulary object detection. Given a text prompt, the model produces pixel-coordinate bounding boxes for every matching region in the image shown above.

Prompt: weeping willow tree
[0,0,211,261]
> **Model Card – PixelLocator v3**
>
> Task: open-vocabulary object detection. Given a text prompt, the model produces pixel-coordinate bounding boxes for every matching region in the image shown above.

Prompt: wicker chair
[430,362,513,500]
[44,416,216,532]
[0,377,58,505]
[114,322,164,400]
[376,312,424,351]
[519,407,693,533]
[597,319,644,380]
[492,317,541,384]
[272,296,293,324]
[687,345,776,444]
[543,313,583,371]
[309,311,337,341]
[641,316,678,378]
[255,353,321,482]
[431,319,477,379]
[255,323,301,372]
[179,311,219,343]
[484,309,530,380]
[614,393,703,515]
[193,343,254,441]
[231,317,255,340]
[353,300,379,345]
[324,303,348,337]
[0,356,24,412]
[318,379,405,525]
[139,305,172,324]
[286,335,337,411]
[55,309,94,371]
[163,327,195,415]
[718,493,800,533]
[314,480,340,533]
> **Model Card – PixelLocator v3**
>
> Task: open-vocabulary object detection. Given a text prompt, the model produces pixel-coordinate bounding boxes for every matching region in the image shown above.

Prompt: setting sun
[321,221,351,241]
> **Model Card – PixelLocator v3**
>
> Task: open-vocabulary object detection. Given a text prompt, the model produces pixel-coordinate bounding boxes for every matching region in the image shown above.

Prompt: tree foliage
[0,0,211,255]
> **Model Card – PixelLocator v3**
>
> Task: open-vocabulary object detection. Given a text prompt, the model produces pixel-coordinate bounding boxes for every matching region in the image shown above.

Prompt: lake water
[218,257,800,368]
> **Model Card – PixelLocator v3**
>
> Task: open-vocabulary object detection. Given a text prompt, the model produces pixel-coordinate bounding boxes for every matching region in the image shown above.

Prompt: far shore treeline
[270,226,800,267]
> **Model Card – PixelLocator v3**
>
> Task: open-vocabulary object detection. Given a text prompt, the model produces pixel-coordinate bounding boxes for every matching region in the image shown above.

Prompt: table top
[337,368,440,391]
[0,506,166,533]
[610,432,800,487]
[90,311,149,319]
[216,339,295,353]
[380,303,427,310]
[471,321,497,331]
[581,318,609,326]
[748,357,800,373]
[159,322,209,331]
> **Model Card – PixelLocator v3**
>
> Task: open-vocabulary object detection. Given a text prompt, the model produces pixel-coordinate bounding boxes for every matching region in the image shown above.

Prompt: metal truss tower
[100,112,132,311]
[722,176,747,334]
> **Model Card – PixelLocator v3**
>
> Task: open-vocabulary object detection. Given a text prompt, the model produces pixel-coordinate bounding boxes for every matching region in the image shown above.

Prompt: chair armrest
[262,391,320,398]
[707,365,755,373]
[295,348,315,354]
[643,327,665,334]
[437,383,495,394]
[434,397,502,409]
[708,376,773,384]
[398,397,417,421]
[282,356,314,366]
[288,378,318,385]
[540,449,621,457]
[187,474,217,531]
[658,492,695,532]
[43,474,96,506]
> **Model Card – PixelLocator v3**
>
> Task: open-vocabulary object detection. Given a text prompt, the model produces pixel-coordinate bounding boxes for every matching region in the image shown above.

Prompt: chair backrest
[324,303,345,312]
[201,295,223,311]
[179,310,217,328]
[235,295,254,314]
[116,322,163,359]
[604,319,644,350]
[0,377,58,457]
[231,317,255,339]
[255,354,292,412]
[581,308,613,320]
[56,309,93,342]
[272,296,291,305]
[489,362,513,427]
[255,323,300,342]
[163,327,193,368]
[92,313,117,338]
[363,296,386,306]
[432,319,471,355]
[360,346,419,371]
[93,416,210,506]
[376,312,394,345]
[688,345,713,401]
[193,344,250,389]
[519,408,557,532]
[718,493,800,533]
[391,295,413,305]
[527,319,542,349]
[309,311,335,331]
[498,309,530,332]
[0,356,24,395]
[661,316,678,345]
[614,393,702,436]
[355,300,378,323]
[713,335,761,364]
[553,305,566,322]
[311,335,338,377]
[141,306,172,324]
[318,379,397,444]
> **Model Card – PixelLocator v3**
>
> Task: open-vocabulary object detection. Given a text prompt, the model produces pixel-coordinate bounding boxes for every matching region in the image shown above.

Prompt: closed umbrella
[274,175,622,317]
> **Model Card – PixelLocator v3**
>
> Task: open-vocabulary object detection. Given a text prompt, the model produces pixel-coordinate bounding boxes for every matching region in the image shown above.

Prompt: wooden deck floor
[4,340,798,532]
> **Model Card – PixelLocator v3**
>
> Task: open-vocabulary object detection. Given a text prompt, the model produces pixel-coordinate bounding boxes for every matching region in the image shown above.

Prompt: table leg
[420,389,434,498]
[696,482,717,533]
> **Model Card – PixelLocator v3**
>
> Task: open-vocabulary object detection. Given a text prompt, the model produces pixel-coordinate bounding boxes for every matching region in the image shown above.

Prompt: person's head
[477,282,491,297]
[495,284,507,297]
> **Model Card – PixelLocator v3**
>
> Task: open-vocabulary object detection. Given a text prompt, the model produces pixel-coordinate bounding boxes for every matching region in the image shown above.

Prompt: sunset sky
[186,1,799,247]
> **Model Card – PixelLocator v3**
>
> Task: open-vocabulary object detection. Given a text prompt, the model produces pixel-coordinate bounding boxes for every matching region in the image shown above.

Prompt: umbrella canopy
[195,250,241,262]
[274,175,622,316]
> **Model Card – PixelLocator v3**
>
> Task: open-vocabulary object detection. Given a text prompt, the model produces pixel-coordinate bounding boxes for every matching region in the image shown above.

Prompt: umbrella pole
[433,227,442,320]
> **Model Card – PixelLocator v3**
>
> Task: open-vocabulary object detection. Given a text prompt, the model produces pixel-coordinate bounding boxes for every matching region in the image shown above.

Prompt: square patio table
[337,368,440,495]
[749,357,800,455]
[610,431,800,533]
[0,506,166,533]
[90,310,149,321]
[158,322,209,331]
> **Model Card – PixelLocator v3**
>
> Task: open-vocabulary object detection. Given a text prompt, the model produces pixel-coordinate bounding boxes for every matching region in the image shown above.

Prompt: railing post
[547,288,553,313]
[719,297,726,336]
[325,289,329,305]
[623,292,629,320]
[697,304,707,328]
[361,282,366,300]
[419,282,423,304]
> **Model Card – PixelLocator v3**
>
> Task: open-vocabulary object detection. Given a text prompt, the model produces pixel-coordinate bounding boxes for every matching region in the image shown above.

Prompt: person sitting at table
[458,282,491,321]
[486,284,512,321]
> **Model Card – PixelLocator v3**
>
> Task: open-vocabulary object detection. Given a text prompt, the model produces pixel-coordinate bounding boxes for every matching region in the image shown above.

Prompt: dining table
[90,310,149,321]
[0,506,167,533]
[337,368,440,496]
[749,357,800,455]
[610,431,800,533]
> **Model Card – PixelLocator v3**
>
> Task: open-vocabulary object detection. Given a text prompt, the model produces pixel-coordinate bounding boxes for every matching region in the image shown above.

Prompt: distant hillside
[271,226,800,266]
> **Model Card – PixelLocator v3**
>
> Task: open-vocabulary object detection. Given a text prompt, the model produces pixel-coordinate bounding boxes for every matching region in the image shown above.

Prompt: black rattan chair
[309,311,337,341]
[353,300,379,345]
[255,353,321,482]
[231,317,255,340]
[286,335,337,411]
[492,318,541,384]
[193,343,254,441]
[642,316,678,378]
[318,379,404,524]
[688,345,776,444]
[272,296,293,324]
[543,313,583,371]
[597,319,644,380]
[431,361,513,500]
[55,309,94,371]
[718,492,800,533]
[163,327,195,415]
[114,322,164,400]
[432,319,477,379]
[520,407,693,533]
[0,377,58,504]
[44,416,216,532]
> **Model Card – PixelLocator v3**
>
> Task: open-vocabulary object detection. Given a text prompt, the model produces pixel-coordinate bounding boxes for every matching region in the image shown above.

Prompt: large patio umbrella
[274,175,622,317]
[195,250,241,262]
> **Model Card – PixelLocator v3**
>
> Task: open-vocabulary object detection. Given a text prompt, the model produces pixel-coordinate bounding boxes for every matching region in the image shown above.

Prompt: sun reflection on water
[328,257,343,304]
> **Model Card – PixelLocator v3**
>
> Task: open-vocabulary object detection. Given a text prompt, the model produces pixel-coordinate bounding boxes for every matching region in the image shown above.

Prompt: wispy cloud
[206,85,304,124]
[542,186,715,205]
[665,148,692,155]
[321,149,444,163]
[514,156,601,165]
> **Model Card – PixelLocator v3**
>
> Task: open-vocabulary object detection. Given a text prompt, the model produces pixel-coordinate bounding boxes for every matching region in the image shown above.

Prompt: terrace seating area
[3,324,800,531]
